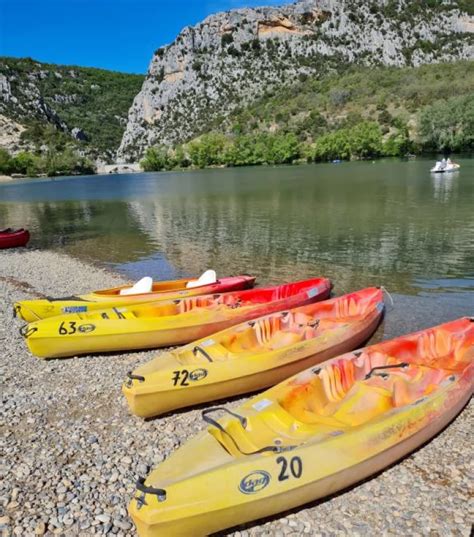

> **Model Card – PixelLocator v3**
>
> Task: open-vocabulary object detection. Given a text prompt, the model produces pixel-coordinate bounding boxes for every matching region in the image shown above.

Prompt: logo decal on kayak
[239,471,271,494]
[307,286,321,298]
[78,323,96,334]
[171,368,208,386]
[189,368,208,381]
[62,306,88,313]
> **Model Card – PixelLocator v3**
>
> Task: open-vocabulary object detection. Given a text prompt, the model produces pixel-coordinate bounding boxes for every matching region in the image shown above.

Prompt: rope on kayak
[380,286,394,311]
[364,362,409,380]
[202,407,297,455]
[192,346,213,362]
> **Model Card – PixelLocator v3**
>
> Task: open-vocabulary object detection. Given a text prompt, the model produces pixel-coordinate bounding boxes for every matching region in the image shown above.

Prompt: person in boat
[440,158,447,170]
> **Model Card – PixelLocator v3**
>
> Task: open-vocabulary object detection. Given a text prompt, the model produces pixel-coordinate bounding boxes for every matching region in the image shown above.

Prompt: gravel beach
[1,249,472,537]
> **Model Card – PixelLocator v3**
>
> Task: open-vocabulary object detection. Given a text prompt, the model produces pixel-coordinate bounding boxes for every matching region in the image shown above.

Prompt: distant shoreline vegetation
[141,61,474,172]
[1,60,472,177]
[140,102,473,172]
[0,146,94,178]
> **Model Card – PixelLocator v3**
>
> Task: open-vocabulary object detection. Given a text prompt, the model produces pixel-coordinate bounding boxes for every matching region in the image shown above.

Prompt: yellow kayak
[14,274,255,322]
[129,316,473,536]
[21,277,331,359]
[123,287,384,417]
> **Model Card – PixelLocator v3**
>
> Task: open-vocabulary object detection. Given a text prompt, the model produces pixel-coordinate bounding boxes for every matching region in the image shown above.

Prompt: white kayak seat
[186,270,217,289]
[119,276,153,296]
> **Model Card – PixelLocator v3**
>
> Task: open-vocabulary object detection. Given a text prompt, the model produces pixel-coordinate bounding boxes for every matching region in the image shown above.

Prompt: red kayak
[0,228,30,249]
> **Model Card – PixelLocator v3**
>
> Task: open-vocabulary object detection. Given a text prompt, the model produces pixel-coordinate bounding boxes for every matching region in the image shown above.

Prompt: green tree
[173,145,190,168]
[188,133,226,168]
[265,133,301,164]
[312,130,351,161]
[11,152,41,176]
[349,122,383,159]
[418,95,474,152]
[141,147,174,171]
[0,148,13,174]
[384,127,413,156]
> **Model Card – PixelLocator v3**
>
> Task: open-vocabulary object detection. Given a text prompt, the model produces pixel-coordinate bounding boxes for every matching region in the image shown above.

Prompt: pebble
[0,249,471,536]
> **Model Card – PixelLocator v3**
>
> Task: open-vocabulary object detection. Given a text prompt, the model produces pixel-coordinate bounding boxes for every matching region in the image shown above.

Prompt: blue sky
[0,0,282,74]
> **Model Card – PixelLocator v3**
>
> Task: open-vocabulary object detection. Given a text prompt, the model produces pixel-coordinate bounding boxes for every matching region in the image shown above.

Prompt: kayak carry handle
[127,372,145,382]
[192,346,213,362]
[202,407,297,455]
[135,477,166,502]
[202,407,248,429]
[365,362,409,380]
[19,325,38,339]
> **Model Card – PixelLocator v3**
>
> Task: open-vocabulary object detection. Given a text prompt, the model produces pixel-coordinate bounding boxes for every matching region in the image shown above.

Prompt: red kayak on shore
[0,228,30,249]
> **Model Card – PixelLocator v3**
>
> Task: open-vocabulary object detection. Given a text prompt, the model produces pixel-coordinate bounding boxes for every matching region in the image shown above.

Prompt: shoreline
[1,154,472,183]
[0,248,472,536]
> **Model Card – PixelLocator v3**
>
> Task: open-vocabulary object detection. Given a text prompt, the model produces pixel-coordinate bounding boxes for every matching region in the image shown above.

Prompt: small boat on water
[430,158,460,173]
[13,271,256,322]
[123,287,383,417]
[0,228,30,249]
[129,316,473,536]
[21,277,332,359]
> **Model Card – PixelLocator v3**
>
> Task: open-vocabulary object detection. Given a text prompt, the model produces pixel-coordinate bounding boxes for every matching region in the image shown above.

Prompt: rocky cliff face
[0,58,143,160]
[117,0,474,162]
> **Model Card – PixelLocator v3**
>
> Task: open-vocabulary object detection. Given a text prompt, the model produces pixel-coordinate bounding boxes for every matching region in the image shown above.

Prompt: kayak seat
[267,331,305,350]
[279,355,438,427]
[177,296,218,313]
[209,403,341,457]
[119,277,153,296]
[186,270,217,289]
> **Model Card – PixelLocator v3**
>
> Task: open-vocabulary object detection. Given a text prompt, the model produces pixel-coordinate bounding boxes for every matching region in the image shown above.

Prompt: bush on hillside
[418,94,474,152]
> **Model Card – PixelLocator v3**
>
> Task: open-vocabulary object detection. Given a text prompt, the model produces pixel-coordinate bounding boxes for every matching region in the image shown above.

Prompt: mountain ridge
[117,0,474,162]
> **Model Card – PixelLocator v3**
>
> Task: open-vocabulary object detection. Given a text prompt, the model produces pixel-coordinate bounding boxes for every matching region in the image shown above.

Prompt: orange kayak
[129,317,473,536]
[14,274,256,322]
[22,277,332,358]
[123,287,382,417]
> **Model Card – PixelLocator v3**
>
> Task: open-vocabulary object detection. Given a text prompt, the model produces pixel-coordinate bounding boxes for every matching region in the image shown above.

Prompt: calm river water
[1,158,473,338]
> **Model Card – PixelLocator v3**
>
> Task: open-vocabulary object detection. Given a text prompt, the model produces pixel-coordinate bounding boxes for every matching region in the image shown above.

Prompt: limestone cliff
[0,58,143,161]
[117,0,473,162]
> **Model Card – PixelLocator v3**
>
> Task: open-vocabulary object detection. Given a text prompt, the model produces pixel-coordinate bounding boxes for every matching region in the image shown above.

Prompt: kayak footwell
[129,317,473,536]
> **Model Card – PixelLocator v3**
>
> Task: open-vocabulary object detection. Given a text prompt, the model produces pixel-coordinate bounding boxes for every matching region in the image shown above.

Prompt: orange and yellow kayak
[129,317,473,536]
[14,274,256,322]
[22,277,331,359]
[123,287,383,417]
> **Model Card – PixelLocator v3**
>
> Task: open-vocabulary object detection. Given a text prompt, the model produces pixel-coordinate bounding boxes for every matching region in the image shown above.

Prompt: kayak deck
[23,277,331,358]
[129,317,473,536]
[123,287,383,417]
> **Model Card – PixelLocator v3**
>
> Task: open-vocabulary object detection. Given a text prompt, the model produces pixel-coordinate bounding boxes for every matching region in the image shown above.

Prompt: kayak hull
[0,229,30,249]
[123,287,384,417]
[14,275,256,322]
[124,311,381,418]
[129,317,473,536]
[131,388,471,537]
[23,278,332,358]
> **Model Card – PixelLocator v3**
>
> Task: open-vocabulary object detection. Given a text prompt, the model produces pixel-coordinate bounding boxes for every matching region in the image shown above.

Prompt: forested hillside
[141,60,474,170]
[0,57,143,171]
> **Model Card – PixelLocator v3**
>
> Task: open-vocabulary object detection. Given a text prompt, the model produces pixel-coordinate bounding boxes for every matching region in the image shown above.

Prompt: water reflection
[431,173,456,203]
[1,159,473,301]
